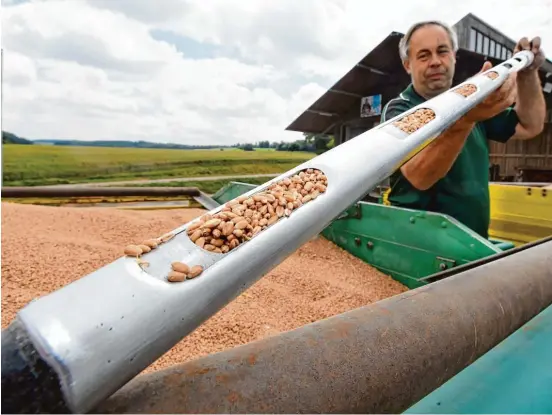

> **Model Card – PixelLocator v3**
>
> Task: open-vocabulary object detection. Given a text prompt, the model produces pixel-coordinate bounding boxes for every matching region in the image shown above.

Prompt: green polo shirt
[381,84,520,239]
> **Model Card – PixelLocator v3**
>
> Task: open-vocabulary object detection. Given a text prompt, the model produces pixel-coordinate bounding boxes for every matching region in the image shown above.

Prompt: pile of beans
[187,168,328,255]
[123,232,205,280]
[485,71,499,80]
[123,168,328,283]
[453,83,477,97]
[393,108,436,134]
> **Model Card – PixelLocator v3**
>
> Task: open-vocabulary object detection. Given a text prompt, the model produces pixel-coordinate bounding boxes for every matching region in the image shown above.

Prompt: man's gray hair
[399,20,459,61]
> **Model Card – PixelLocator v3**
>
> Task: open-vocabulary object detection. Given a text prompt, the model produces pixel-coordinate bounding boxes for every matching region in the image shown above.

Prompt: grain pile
[393,108,436,134]
[485,71,499,80]
[453,83,477,97]
[1,202,407,373]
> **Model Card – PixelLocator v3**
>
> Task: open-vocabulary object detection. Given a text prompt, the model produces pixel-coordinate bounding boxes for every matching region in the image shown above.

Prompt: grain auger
[1,50,539,414]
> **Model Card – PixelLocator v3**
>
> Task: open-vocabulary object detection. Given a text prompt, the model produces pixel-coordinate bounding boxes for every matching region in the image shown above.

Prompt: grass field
[2,145,314,186]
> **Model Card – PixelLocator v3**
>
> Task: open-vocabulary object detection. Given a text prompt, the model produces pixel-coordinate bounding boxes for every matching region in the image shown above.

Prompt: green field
[2,145,314,186]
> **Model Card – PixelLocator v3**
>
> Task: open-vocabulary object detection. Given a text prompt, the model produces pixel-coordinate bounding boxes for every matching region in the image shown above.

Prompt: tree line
[2,130,335,154]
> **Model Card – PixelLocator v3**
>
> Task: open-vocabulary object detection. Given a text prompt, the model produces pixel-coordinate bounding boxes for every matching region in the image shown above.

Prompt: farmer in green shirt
[381,20,546,238]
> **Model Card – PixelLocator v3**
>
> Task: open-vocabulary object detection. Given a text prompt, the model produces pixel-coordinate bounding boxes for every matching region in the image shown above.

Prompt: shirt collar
[402,83,427,106]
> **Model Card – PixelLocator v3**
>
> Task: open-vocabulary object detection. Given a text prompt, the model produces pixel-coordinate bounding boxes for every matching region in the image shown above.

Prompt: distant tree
[242,143,255,151]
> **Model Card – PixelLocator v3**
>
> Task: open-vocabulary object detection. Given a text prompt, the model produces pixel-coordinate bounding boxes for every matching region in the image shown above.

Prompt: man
[381,20,546,239]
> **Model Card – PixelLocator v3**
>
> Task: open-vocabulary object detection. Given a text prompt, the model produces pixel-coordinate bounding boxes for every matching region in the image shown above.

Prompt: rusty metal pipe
[1,186,200,198]
[97,240,552,414]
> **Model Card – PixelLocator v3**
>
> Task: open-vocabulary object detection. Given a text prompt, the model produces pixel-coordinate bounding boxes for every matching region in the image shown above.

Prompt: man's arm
[511,69,546,140]
[399,118,475,191]
[381,97,476,191]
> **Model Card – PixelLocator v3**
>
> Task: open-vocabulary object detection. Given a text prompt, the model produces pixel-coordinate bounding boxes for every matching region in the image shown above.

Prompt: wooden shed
[286,13,552,183]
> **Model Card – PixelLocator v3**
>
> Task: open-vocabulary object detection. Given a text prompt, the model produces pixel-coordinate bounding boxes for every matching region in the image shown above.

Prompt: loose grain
[393,108,436,134]
[2,202,406,374]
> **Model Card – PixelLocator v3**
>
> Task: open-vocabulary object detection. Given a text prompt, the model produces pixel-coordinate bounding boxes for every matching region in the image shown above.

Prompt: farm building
[286,13,552,182]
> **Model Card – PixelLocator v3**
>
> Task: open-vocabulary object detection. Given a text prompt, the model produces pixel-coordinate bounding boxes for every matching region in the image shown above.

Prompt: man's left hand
[514,36,545,71]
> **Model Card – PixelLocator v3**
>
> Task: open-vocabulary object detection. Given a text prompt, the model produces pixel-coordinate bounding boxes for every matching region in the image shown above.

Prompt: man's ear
[402,59,411,74]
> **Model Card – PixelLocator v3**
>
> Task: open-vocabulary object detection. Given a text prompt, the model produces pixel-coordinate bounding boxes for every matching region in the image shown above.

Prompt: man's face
[403,24,457,98]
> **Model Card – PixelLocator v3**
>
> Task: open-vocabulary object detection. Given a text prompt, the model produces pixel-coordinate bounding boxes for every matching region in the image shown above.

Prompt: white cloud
[2,0,551,145]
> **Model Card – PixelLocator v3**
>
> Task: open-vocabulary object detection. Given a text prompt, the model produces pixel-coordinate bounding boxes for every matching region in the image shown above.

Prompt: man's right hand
[463,61,517,124]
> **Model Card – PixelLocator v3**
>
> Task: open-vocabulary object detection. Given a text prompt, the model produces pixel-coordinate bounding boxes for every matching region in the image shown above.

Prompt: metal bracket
[435,256,456,271]
[336,203,362,220]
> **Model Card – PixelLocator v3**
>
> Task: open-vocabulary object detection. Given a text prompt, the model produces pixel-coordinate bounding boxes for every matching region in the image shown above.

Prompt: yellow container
[489,183,552,246]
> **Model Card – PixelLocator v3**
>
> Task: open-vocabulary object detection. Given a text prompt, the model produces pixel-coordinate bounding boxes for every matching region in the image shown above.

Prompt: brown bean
[200,214,213,223]
[303,194,312,203]
[212,229,222,238]
[253,226,262,235]
[203,219,221,229]
[124,245,142,257]
[304,182,314,192]
[221,245,230,253]
[237,196,248,203]
[285,209,292,217]
[316,183,327,193]
[138,244,151,253]
[268,215,279,225]
[195,237,206,248]
[204,244,216,251]
[265,194,276,203]
[142,239,159,249]
[287,202,294,210]
[276,206,285,217]
[235,220,249,230]
[259,218,268,226]
[222,222,234,236]
[232,216,245,224]
[172,262,190,274]
[244,209,254,218]
[187,222,202,233]
[168,271,187,282]
[189,229,202,242]
[201,228,211,237]
[188,265,203,279]
[211,239,225,247]
[311,190,320,199]
[233,229,244,238]
[229,239,240,249]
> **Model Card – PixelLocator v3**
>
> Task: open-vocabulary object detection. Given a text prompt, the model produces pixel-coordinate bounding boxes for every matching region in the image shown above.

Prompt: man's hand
[515,36,545,72]
[463,61,517,124]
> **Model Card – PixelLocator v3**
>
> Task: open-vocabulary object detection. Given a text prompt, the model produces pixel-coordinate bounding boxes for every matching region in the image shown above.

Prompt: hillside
[2,131,33,145]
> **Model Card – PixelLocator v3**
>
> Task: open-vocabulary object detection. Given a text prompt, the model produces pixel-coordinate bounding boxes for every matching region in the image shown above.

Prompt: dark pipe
[96,241,552,414]
[1,186,200,198]
[420,235,552,284]
[1,320,70,414]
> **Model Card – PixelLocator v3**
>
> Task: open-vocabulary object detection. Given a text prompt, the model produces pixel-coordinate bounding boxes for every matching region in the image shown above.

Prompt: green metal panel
[405,304,552,414]
[212,182,505,289]
[211,181,258,204]
[322,202,503,288]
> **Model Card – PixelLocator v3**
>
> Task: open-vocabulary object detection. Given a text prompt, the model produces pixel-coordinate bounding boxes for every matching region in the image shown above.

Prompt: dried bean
[168,271,186,282]
[172,262,190,274]
[124,245,142,257]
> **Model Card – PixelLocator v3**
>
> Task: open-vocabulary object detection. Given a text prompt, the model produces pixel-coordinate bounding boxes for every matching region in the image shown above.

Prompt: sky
[1,0,551,145]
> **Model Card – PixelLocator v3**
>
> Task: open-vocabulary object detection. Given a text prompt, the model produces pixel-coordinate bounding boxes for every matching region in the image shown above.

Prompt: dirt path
[1,202,407,373]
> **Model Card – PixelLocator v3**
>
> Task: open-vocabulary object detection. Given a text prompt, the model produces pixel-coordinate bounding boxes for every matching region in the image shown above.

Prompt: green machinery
[212,181,516,289]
